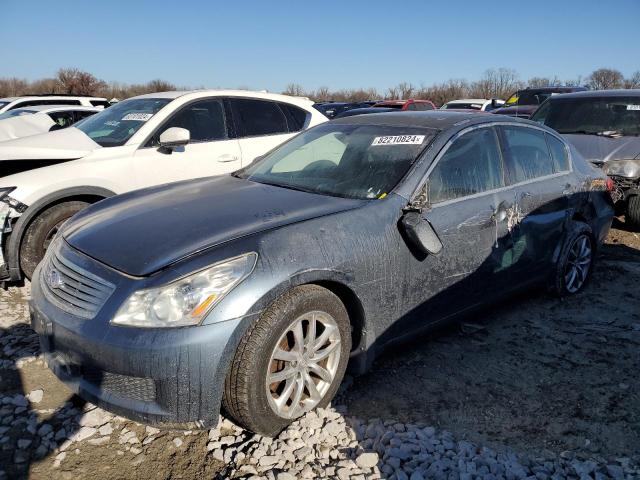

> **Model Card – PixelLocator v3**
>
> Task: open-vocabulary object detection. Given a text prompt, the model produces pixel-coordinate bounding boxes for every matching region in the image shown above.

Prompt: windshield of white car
[0,109,38,120]
[532,97,640,137]
[237,123,435,200]
[75,98,172,147]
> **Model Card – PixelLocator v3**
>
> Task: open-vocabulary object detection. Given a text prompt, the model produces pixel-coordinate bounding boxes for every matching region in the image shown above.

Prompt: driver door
[133,98,242,188]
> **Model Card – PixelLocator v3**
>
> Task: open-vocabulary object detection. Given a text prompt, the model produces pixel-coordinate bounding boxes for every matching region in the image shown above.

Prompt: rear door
[228,98,303,165]
[497,124,575,278]
[133,98,242,186]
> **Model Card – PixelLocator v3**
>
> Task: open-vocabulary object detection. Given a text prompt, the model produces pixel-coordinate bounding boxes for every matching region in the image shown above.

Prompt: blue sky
[2,0,639,92]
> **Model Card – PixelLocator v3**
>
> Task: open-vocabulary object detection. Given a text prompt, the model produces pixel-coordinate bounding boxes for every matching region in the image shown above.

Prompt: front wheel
[223,285,351,436]
[551,223,595,296]
[19,201,89,280]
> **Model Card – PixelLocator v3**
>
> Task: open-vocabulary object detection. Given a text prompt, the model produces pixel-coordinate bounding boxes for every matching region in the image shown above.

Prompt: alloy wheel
[266,311,341,419]
[564,234,592,293]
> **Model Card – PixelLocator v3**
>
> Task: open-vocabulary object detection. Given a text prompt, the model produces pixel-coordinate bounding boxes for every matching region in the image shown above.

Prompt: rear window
[501,126,556,183]
[230,98,288,137]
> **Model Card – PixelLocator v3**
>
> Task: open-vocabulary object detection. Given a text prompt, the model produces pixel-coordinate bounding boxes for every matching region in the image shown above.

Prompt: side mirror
[400,211,443,255]
[159,127,190,150]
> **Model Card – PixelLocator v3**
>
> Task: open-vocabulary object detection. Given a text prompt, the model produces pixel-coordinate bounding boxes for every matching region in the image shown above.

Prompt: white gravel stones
[172,437,183,448]
[26,390,43,404]
[356,451,379,468]
[79,408,112,428]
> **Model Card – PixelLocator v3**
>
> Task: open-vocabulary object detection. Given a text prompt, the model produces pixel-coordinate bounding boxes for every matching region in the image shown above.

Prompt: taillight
[606,177,615,192]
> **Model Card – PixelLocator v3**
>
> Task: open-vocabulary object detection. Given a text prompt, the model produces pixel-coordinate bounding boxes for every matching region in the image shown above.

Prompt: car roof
[0,95,106,101]
[331,110,531,130]
[131,89,314,105]
[446,99,489,104]
[519,86,587,92]
[547,89,640,99]
[11,105,101,113]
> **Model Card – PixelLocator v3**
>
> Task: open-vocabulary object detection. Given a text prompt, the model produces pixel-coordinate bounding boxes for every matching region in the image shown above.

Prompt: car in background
[333,106,397,118]
[30,111,613,436]
[441,98,504,112]
[0,90,327,283]
[373,99,436,111]
[313,101,378,119]
[0,105,100,142]
[492,86,587,118]
[531,89,640,228]
[0,94,110,113]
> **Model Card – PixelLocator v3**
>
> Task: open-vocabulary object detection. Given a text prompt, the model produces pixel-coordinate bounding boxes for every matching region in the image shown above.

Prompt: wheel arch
[5,186,116,280]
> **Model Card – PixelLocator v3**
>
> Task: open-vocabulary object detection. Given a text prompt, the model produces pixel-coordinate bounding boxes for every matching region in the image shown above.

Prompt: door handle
[217,154,239,163]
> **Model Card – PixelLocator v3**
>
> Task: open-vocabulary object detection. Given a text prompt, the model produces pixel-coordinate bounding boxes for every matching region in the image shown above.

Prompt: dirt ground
[1,221,639,479]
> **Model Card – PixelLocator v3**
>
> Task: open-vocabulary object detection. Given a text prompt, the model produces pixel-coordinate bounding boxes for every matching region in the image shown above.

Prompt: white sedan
[0,105,100,142]
[0,89,327,282]
[440,98,505,112]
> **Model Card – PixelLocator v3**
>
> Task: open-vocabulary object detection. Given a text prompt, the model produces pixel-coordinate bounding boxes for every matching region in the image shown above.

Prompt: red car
[373,99,436,111]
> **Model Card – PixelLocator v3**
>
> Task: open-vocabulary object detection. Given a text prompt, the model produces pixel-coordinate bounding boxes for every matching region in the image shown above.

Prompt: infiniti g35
[30,112,614,436]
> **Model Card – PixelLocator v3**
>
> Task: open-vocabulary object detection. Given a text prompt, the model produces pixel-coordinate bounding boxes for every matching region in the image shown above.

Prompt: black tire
[550,222,595,296]
[223,285,351,436]
[626,195,640,231]
[20,201,89,280]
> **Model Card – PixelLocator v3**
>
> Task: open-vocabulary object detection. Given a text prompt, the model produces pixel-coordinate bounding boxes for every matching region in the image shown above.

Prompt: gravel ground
[0,224,638,480]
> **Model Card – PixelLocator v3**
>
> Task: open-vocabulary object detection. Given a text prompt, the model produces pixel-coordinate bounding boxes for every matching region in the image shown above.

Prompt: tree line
[1,67,639,106]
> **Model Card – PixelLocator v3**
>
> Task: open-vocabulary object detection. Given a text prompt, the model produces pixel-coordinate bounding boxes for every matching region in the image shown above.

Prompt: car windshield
[75,98,172,147]
[237,123,435,200]
[0,109,37,120]
[505,91,555,106]
[442,103,482,110]
[532,97,640,137]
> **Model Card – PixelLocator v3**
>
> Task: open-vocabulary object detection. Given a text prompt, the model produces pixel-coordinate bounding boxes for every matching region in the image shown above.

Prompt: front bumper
[30,259,256,428]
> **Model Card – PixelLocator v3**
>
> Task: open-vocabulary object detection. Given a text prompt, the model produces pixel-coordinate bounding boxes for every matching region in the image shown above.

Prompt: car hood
[63,175,365,276]
[561,134,640,164]
[0,126,99,161]
[491,105,537,117]
[0,114,56,142]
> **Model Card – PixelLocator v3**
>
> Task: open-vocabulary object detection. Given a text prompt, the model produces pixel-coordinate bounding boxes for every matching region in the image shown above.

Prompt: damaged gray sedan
[30,112,614,436]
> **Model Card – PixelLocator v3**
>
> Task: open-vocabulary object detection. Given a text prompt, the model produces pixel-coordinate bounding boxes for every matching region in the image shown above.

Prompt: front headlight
[602,160,640,179]
[112,253,257,328]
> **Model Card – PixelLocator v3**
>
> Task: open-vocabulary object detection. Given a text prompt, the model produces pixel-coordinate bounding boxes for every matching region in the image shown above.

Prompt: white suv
[0,95,110,113]
[0,90,326,282]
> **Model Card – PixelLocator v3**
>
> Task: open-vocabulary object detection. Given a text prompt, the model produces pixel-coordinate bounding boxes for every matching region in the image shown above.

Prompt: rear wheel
[551,222,595,296]
[223,285,351,436]
[626,195,640,231]
[19,201,89,280]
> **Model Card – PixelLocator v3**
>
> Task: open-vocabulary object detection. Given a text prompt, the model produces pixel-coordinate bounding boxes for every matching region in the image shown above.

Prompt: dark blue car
[31,112,614,436]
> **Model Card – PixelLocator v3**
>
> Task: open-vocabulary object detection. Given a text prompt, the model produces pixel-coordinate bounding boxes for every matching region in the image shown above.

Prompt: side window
[546,133,570,172]
[415,103,434,111]
[151,99,227,145]
[74,110,98,123]
[230,99,288,137]
[47,111,75,129]
[429,127,504,203]
[406,103,418,111]
[279,103,308,132]
[500,125,555,183]
[9,99,80,110]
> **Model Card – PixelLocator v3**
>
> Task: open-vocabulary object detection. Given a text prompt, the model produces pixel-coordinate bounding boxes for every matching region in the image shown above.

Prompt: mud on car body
[531,89,640,229]
[30,112,614,436]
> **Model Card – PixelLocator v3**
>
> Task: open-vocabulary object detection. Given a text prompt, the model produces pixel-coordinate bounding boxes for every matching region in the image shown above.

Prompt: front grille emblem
[46,269,65,290]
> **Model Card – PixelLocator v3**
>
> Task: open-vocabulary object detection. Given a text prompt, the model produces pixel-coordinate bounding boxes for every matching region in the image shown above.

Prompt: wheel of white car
[223,285,351,436]
[20,201,89,280]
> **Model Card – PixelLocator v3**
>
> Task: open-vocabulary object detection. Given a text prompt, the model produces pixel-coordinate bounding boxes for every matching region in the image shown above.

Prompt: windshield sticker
[122,113,153,122]
[371,135,425,146]
[627,105,640,111]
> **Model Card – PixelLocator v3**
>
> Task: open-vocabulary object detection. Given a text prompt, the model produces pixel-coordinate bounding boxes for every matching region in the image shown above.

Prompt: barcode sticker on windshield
[627,105,640,111]
[371,135,425,146]
[122,113,153,121]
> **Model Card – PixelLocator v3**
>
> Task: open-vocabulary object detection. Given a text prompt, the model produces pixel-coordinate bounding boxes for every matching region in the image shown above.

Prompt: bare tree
[471,68,522,99]
[587,68,624,90]
[146,79,176,93]
[283,83,305,96]
[56,68,106,95]
[0,77,29,97]
[624,71,640,89]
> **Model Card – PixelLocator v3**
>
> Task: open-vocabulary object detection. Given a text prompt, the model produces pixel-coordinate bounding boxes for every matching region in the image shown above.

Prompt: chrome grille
[41,241,115,319]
